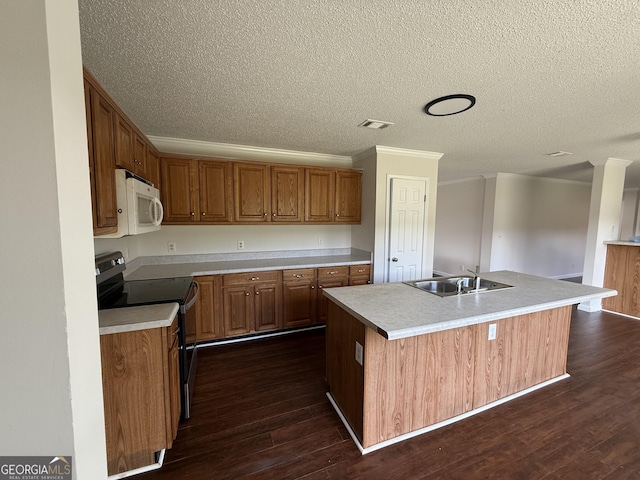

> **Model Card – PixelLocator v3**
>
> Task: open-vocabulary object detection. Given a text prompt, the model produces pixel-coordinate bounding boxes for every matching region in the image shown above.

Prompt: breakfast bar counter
[322,271,615,453]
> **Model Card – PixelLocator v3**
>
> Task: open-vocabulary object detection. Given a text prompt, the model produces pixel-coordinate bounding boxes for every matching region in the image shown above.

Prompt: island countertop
[322,270,616,340]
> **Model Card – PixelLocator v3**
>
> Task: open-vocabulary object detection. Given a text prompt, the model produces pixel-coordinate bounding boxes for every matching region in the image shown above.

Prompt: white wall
[620,188,639,240]
[95,224,352,258]
[434,177,485,275]
[353,146,441,283]
[1,2,107,479]
[434,173,591,279]
[488,174,591,278]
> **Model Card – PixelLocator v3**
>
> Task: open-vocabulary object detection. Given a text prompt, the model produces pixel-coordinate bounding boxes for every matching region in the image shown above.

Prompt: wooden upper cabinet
[199,160,233,223]
[271,165,304,222]
[146,147,160,188]
[234,162,270,222]
[133,134,147,178]
[161,157,198,223]
[335,170,362,223]
[305,168,335,222]
[114,113,136,172]
[88,86,118,234]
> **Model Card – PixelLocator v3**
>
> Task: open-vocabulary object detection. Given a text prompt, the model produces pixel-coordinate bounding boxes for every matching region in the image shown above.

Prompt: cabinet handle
[255,291,260,295]
[310,285,315,289]
[249,276,260,281]
[245,292,250,296]
[272,213,276,217]
[328,271,338,275]
[336,214,340,217]
[263,213,268,217]
[357,269,365,273]
[201,212,206,216]
[318,285,323,289]
[191,212,195,216]
[293,274,304,278]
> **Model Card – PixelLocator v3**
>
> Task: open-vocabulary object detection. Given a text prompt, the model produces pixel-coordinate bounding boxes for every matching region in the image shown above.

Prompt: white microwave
[100,169,164,238]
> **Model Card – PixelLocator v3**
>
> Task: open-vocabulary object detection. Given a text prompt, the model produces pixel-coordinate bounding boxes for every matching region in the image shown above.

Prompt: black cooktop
[98,276,193,309]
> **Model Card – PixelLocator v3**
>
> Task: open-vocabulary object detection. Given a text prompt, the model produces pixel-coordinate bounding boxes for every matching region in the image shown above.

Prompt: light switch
[355,342,363,366]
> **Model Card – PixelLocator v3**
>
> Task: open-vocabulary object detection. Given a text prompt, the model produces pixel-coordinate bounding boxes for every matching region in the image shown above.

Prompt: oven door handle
[180,281,200,314]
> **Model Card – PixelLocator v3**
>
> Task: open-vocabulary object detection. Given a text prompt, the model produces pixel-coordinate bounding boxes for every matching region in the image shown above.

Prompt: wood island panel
[472,306,571,407]
[326,301,573,450]
[603,244,640,317]
[362,322,476,448]
[326,302,366,441]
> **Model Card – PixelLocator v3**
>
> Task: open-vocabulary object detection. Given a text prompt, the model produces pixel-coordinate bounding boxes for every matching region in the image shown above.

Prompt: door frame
[383,174,430,283]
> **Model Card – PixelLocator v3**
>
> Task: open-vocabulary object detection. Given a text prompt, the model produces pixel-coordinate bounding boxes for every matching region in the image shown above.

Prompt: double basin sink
[404,275,513,297]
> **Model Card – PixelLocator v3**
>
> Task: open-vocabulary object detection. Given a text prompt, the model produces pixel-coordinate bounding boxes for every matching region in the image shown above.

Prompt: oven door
[180,281,199,419]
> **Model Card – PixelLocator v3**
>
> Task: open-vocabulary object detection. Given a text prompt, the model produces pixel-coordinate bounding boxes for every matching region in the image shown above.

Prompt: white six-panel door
[386,177,427,282]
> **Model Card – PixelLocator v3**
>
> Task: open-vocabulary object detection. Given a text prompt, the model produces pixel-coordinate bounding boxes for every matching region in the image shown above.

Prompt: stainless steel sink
[404,275,513,297]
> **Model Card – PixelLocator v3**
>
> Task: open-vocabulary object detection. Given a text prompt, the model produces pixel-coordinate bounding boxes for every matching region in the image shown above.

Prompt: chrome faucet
[467,265,481,290]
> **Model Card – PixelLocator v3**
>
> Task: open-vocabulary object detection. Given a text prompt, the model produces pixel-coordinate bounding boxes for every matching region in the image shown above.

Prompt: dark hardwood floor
[140,308,640,479]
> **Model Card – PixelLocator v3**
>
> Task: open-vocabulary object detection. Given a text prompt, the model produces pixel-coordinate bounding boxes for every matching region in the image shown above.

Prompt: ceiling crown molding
[373,145,444,161]
[147,136,353,167]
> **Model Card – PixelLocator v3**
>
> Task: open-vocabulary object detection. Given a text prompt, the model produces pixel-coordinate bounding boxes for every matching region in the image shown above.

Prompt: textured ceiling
[79,0,640,186]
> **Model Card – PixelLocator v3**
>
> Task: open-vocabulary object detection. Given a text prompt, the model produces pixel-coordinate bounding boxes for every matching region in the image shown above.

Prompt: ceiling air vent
[358,119,394,129]
[546,151,573,157]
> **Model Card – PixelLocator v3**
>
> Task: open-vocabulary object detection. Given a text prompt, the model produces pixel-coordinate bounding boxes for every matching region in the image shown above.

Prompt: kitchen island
[322,271,616,453]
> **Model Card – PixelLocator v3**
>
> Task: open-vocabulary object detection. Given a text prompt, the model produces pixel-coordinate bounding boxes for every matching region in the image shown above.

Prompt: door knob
[391,257,398,262]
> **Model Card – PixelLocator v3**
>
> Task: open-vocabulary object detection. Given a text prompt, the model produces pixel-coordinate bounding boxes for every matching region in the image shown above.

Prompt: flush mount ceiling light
[424,94,476,116]
[358,119,394,129]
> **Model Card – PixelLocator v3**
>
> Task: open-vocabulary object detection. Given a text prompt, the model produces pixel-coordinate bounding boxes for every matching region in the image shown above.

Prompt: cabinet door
[335,170,362,223]
[89,87,118,233]
[166,317,181,447]
[100,329,165,475]
[199,160,233,223]
[161,157,199,223]
[133,134,147,178]
[84,80,98,231]
[195,276,223,342]
[349,264,371,285]
[146,148,160,188]
[305,168,335,222]
[234,162,270,222]
[317,267,349,323]
[223,285,253,336]
[254,282,282,331]
[271,165,304,222]
[114,113,136,172]
[283,281,317,327]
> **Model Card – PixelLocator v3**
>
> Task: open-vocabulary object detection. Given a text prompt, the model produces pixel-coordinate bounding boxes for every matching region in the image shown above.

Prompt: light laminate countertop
[322,271,617,340]
[124,252,371,281]
[98,303,179,335]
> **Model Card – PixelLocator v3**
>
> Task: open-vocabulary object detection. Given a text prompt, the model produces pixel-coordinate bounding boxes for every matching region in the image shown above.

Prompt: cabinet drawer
[317,266,348,279]
[223,270,280,286]
[283,268,316,282]
[349,264,370,277]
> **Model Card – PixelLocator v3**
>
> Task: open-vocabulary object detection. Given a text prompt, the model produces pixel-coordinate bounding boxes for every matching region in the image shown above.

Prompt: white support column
[579,158,633,312]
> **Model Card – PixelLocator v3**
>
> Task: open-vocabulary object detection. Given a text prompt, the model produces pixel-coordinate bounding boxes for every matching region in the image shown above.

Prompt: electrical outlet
[237,240,245,250]
[488,323,497,341]
[355,342,364,366]
[168,242,176,252]
[460,264,466,272]
[318,238,324,247]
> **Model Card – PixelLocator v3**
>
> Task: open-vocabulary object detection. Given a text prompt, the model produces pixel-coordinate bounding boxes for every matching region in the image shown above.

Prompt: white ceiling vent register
[546,151,573,157]
[358,119,394,130]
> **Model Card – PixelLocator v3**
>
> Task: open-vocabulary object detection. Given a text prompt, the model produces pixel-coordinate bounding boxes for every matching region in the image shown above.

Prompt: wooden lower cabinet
[222,270,283,336]
[100,315,180,475]
[195,276,224,342]
[283,268,317,327]
[194,264,371,341]
[317,266,349,323]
